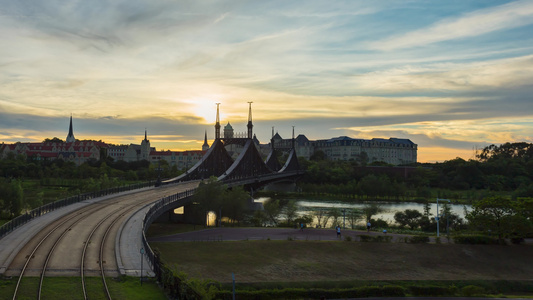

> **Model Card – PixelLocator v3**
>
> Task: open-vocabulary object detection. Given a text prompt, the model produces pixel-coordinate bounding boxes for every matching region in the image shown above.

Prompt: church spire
[66,115,76,143]
[202,130,210,151]
[144,128,148,141]
[247,101,253,139]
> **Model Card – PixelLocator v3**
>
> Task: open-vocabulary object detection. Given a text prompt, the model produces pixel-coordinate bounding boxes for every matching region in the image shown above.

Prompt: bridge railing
[141,188,196,280]
[221,169,304,186]
[0,181,155,240]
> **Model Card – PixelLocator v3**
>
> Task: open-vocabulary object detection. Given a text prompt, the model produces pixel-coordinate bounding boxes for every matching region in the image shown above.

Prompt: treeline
[0,153,182,218]
[299,142,533,201]
[0,152,181,181]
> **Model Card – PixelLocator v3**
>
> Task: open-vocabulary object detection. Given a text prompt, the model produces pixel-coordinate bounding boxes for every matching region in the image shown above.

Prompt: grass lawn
[0,277,166,300]
[151,240,533,284]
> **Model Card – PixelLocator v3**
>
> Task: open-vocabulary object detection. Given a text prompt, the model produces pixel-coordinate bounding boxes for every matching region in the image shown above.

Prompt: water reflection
[255,197,470,228]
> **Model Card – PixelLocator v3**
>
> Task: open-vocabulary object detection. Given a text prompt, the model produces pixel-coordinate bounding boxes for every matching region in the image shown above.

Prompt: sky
[1,0,532,163]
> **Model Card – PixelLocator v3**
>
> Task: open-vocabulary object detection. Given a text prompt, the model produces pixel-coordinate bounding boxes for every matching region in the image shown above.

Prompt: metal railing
[141,188,196,278]
[0,181,154,240]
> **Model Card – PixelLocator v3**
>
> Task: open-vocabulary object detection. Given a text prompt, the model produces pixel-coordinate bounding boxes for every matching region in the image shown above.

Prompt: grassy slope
[151,240,533,284]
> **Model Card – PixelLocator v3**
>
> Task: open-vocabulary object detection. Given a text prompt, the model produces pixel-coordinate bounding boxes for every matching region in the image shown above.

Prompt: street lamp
[436,198,450,237]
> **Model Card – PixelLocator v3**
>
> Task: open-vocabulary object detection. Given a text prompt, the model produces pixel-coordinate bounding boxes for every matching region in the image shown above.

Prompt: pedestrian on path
[336,225,341,238]
[367,221,371,232]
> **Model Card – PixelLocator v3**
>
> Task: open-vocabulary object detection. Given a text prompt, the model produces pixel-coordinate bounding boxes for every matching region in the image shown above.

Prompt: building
[148,149,206,169]
[267,134,417,165]
[0,140,104,165]
[0,117,106,165]
[107,130,206,170]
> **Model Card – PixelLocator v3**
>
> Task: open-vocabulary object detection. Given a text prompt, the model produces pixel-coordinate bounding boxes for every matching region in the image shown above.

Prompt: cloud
[369,0,533,51]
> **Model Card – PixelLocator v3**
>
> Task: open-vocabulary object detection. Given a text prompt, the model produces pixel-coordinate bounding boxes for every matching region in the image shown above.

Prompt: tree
[328,208,342,227]
[313,208,327,228]
[310,150,326,161]
[362,203,384,222]
[222,186,249,226]
[346,209,363,229]
[466,196,531,242]
[263,198,281,226]
[283,200,298,226]
[0,179,24,217]
[193,177,226,225]
[394,209,423,230]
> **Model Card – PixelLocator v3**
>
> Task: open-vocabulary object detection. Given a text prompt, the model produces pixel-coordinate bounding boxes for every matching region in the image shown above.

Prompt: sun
[187,98,228,124]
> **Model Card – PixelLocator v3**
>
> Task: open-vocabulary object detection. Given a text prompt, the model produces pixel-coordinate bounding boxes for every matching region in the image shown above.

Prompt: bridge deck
[0,182,199,278]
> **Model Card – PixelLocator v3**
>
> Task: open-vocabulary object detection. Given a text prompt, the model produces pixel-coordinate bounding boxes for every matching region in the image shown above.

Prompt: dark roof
[389,138,415,145]
[272,133,283,140]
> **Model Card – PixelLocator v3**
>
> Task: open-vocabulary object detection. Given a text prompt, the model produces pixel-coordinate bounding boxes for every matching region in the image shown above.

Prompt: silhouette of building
[0,117,105,165]
[267,133,417,165]
[66,115,76,143]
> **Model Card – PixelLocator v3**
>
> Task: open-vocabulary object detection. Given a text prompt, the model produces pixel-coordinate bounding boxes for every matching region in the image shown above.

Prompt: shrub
[462,285,485,297]
[214,286,406,300]
[409,285,454,296]
[358,235,392,243]
[453,235,500,245]
[511,237,525,244]
[408,235,429,243]
[344,236,352,242]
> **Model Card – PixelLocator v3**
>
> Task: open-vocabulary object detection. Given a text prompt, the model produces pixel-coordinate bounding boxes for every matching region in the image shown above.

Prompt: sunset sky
[1,0,532,162]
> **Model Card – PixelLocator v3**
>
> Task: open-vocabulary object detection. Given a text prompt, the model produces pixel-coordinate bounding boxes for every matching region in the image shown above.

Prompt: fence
[141,188,201,298]
[0,181,154,240]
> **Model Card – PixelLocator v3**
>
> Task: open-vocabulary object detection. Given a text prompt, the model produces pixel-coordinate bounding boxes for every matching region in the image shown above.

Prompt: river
[255,197,470,227]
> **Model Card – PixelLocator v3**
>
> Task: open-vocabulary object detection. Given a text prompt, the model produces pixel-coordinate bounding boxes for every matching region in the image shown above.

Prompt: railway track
[8,182,199,299]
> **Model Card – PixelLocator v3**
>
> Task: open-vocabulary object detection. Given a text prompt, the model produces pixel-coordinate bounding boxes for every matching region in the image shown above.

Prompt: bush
[214,285,406,300]
[344,236,352,242]
[358,235,392,243]
[462,285,485,297]
[409,285,454,296]
[454,235,500,245]
[511,237,525,244]
[407,235,430,244]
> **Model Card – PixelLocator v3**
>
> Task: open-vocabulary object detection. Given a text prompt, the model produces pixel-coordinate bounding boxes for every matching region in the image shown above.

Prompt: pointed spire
[247,101,253,139]
[144,128,148,141]
[202,130,210,150]
[66,115,76,143]
[215,103,221,140]
[292,126,295,149]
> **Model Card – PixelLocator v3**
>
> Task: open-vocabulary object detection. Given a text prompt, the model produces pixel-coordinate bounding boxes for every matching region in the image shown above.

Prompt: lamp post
[436,198,450,237]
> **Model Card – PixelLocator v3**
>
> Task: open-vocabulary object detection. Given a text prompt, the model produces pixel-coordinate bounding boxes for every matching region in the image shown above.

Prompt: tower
[66,115,76,143]
[247,101,253,139]
[141,128,150,160]
[215,103,221,140]
[223,122,234,139]
[202,130,210,151]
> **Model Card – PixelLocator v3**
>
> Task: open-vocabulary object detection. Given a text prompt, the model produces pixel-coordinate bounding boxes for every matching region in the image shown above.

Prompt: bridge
[0,104,304,299]
[162,102,304,189]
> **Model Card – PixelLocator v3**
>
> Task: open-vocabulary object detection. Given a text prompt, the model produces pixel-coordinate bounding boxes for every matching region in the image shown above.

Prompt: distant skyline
[1,1,533,162]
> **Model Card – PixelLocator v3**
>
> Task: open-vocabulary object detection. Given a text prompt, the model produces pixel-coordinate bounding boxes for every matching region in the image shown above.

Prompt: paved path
[148,227,415,242]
